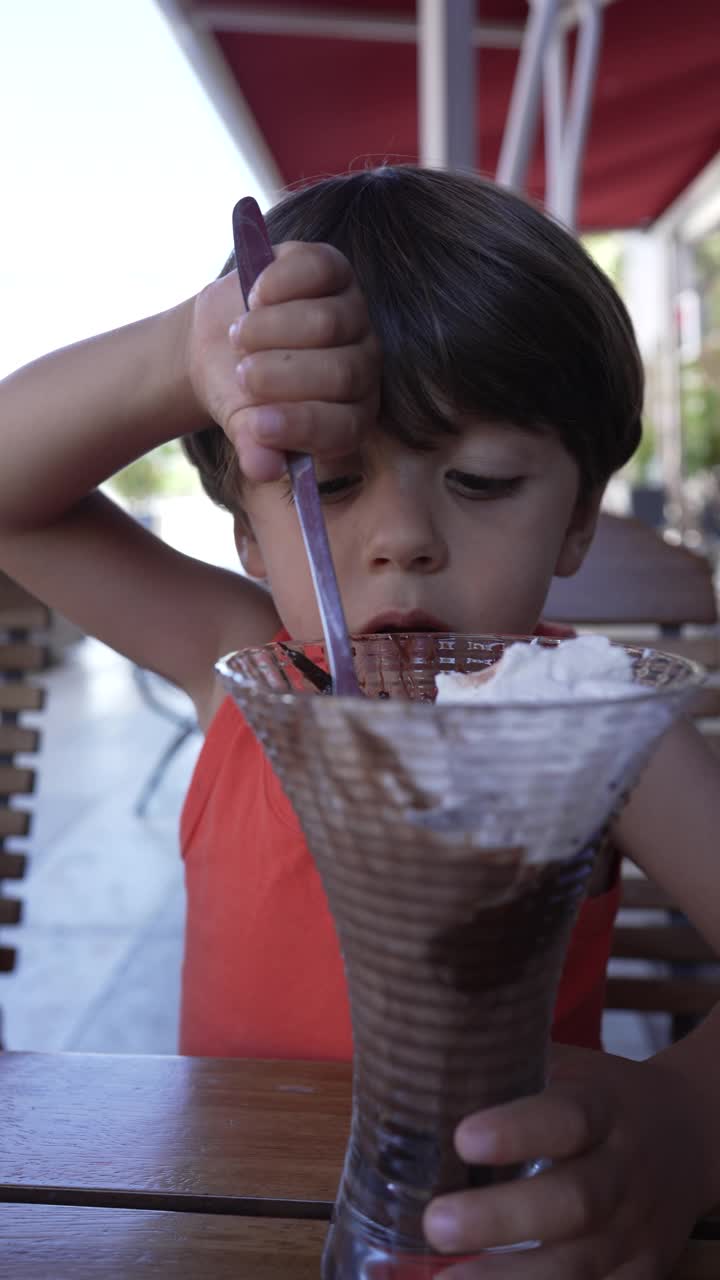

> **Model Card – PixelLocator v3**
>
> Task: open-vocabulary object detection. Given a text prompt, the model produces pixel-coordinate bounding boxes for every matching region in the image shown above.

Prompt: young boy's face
[237,422,602,642]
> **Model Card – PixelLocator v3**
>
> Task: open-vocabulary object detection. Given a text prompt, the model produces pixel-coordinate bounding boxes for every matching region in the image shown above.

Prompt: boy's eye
[446,470,524,500]
[316,474,362,502]
[280,473,361,507]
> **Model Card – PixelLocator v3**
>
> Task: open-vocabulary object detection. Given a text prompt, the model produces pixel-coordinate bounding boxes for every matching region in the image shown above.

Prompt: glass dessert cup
[216,634,702,1278]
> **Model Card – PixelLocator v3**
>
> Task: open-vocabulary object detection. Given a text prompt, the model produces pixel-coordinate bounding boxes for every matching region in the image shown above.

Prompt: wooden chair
[606,876,720,1029]
[545,513,720,1036]
[0,573,49,1048]
[545,511,719,704]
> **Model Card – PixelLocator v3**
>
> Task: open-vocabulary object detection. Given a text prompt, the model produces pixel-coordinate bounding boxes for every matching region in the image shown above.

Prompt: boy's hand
[424,1045,708,1278]
[188,242,381,482]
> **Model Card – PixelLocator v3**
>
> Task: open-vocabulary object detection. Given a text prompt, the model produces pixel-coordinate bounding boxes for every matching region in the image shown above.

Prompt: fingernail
[251,407,286,441]
[236,359,250,391]
[425,1206,459,1249]
[229,319,245,345]
[456,1119,495,1162]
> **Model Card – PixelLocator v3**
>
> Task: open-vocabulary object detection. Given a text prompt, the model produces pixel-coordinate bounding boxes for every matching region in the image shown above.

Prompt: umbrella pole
[417,0,476,171]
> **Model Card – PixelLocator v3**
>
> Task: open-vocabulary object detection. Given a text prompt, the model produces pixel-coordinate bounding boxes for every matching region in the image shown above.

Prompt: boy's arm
[612,717,720,1202]
[0,303,197,528]
[0,248,379,723]
[0,492,279,729]
[0,289,273,723]
[613,717,719,948]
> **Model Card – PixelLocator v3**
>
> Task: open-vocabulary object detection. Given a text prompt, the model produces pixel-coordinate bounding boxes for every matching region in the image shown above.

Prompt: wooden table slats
[0,1205,328,1280]
[1,1204,716,1280]
[0,1053,347,1205]
[1,1053,719,1278]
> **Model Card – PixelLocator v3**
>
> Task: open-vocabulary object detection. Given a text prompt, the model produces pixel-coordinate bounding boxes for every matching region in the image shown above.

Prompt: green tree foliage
[109,442,198,507]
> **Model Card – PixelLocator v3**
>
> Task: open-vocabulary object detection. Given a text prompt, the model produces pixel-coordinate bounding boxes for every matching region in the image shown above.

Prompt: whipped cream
[434,635,645,704]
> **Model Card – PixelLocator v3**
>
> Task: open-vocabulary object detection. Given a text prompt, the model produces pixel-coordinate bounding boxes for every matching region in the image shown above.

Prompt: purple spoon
[232,197,362,697]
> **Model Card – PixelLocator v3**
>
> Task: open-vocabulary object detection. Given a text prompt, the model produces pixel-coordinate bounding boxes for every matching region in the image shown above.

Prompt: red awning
[163,0,720,231]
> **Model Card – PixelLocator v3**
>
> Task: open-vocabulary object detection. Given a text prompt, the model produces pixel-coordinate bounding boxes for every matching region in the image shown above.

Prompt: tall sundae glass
[217,633,701,1278]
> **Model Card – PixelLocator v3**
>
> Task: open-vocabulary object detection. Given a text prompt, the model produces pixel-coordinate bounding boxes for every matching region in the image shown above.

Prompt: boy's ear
[554,486,605,578]
[234,516,267,580]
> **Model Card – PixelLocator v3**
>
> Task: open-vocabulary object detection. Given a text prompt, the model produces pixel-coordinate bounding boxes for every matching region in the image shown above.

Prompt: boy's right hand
[187,242,381,482]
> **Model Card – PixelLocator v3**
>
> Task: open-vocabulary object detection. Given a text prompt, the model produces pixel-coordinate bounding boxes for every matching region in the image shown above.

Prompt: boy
[1,167,719,1275]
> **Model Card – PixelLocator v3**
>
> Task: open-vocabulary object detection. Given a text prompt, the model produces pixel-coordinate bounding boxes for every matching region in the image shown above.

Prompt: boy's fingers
[455,1084,613,1167]
[236,338,379,408]
[228,397,376,480]
[248,241,354,306]
[234,439,288,484]
[424,1142,622,1254]
[230,289,372,354]
[434,1234,623,1280]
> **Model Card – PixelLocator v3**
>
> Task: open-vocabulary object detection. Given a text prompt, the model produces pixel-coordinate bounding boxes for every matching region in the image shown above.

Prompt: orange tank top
[180,688,621,1060]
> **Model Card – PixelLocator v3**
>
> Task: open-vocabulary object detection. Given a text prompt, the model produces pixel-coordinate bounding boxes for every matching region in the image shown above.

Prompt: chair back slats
[546,517,720,1032]
[0,724,39,754]
[611,869,720,1023]
[612,925,717,965]
[688,687,720,718]
[544,513,718,625]
[611,633,720,669]
[605,977,720,1016]
[0,897,22,926]
[0,604,50,631]
[0,851,27,880]
[0,766,35,797]
[0,643,49,672]
[0,809,31,839]
[0,573,50,1026]
[621,878,671,911]
[0,684,45,713]
[544,515,719,734]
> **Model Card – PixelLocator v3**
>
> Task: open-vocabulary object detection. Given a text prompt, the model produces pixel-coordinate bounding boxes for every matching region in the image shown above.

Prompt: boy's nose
[363,492,448,574]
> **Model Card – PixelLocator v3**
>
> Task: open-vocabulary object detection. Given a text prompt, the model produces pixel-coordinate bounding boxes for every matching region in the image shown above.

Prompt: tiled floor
[1,637,662,1059]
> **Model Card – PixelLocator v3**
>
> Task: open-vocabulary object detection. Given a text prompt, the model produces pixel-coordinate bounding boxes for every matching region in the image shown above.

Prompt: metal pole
[553,0,603,229]
[496,0,561,191]
[154,0,284,198]
[543,27,567,216]
[418,0,476,169]
[656,233,688,535]
[194,3,523,47]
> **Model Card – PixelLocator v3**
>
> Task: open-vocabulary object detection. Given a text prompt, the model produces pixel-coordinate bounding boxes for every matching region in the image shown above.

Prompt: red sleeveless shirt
[179,687,620,1060]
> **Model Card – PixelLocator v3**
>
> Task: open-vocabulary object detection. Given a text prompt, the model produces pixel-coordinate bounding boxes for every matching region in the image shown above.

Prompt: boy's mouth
[357,611,451,635]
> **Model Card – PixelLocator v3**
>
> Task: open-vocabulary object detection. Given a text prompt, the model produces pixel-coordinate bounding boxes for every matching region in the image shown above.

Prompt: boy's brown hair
[183,166,643,515]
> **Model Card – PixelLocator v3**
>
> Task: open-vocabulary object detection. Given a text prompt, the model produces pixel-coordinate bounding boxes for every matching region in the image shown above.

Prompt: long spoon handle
[232,197,361,696]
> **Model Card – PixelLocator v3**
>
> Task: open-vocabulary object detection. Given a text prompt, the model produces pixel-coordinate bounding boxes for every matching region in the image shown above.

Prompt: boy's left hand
[424,1044,709,1277]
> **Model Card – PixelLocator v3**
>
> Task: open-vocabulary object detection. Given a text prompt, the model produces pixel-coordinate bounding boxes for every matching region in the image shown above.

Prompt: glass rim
[215,633,705,714]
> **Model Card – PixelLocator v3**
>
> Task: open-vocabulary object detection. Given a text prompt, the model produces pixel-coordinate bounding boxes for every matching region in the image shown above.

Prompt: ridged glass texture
[217,634,701,1278]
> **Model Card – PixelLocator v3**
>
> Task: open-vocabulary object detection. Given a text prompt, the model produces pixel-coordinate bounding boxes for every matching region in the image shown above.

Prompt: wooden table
[1,1053,719,1278]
